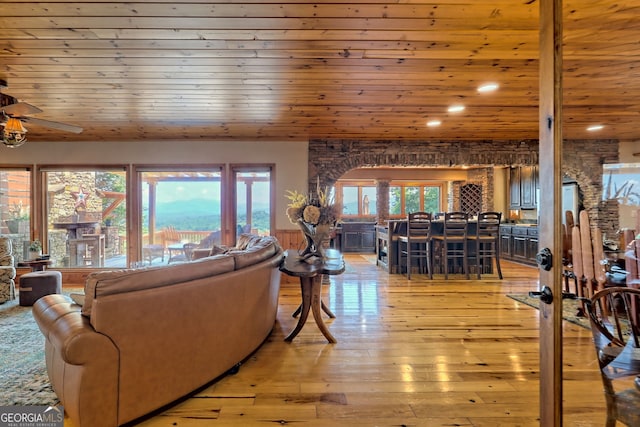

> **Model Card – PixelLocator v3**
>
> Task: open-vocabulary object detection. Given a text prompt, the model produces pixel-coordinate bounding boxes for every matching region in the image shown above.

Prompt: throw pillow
[70,293,85,306]
[209,245,228,256]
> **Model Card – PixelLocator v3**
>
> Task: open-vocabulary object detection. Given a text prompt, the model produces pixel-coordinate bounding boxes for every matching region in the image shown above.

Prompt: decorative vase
[297,220,332,260]
[5,219,19,234]
[29,250,42,260]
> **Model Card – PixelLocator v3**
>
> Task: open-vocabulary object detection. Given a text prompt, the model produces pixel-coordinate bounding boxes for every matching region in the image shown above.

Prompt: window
[139,167,223,264]
[342,186,358,215]
[339,183,377,217]
[389,185,401,215]
[43,168,127,268]
[0,168,31,262]
[11,163,275,269]
[232,166,274,242]
[389,183,443,217]
[424,186,441,213]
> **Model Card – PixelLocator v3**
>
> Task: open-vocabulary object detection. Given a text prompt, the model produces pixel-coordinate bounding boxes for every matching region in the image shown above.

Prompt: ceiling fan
[0,79,83,148]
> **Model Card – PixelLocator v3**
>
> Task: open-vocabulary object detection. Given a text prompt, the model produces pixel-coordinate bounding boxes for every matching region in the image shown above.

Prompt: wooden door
[538,0,564,425]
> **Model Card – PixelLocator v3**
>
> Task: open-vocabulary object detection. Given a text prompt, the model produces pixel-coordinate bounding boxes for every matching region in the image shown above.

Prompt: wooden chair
[583,287,640,427]
[571,224,586,297]
[432,212,469,279]
[168,242,198,263]
[183,242,198,261]
[563,210,577,293]
[398,212,433,279]
[592,227,609,293]
[579,210,597,298]
[142,244,165,264]
[627,239,640,324]
[624,209,639,302]
[162,226,181,248]
[467,211,503,279]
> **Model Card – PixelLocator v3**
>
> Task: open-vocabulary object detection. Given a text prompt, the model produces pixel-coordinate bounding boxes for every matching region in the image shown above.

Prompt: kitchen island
[376,219,498,276]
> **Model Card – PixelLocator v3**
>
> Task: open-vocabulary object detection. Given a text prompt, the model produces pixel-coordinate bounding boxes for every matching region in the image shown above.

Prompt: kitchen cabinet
[509,166,538,210]
[511,227,529,263]
[340,222,376,252]
[499,225,538,266]
[499,226,512,258]
[509,168,521,209]
[526,228,539,263]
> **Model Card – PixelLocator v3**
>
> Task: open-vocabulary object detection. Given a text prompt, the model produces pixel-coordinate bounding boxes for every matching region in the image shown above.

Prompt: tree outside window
[389,183,442,217]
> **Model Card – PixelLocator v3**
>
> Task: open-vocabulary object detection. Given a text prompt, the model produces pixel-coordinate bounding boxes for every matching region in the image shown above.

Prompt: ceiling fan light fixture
[2,117,28,148]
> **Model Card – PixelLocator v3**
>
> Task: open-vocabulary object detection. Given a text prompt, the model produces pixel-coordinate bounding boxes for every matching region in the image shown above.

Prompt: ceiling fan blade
[2,102,43,116]
[21,116,83,134]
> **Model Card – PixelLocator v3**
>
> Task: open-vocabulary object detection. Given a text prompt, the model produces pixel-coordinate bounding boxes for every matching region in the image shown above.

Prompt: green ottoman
[19,270,62,306]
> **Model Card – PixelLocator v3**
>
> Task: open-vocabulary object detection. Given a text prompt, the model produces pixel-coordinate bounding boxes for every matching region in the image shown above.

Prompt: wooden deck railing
[144,229,212,246]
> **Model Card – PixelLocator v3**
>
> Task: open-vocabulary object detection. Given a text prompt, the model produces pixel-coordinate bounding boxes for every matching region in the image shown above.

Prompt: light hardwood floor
[72,255,610,426]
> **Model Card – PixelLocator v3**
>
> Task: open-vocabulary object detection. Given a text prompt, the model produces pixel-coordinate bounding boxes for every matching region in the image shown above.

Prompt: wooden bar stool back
[468,211,503,279]
[433,212,469,279]
[398,212,433,279]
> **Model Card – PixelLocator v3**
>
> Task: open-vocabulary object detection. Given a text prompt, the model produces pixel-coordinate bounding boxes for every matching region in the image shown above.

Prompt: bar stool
[398,212,433,279]
[432,212,469,279]
[468,211,503,279]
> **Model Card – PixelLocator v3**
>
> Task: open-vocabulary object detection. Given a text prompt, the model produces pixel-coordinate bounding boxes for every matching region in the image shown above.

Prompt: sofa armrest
[0,254,14,267]
[33,294,120,427]
[34,294,118,364]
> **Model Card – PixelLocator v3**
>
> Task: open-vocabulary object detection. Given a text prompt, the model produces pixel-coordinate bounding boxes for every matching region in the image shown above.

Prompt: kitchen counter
[500,224,539,266]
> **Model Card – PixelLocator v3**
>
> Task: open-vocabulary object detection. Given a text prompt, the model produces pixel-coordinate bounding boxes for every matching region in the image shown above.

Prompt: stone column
[376,180,390,224]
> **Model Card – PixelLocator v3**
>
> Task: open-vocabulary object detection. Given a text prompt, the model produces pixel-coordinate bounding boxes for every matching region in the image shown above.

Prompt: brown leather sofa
[33,235,283,427]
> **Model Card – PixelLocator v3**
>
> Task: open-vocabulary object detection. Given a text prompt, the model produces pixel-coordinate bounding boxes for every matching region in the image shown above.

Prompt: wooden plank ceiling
[0,0,638,143]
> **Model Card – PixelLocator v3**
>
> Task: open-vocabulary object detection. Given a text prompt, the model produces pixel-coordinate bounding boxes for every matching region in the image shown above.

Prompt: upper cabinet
[510,166,538,210]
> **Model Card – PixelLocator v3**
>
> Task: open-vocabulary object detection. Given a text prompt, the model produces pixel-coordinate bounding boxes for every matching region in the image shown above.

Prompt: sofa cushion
[228,236,279,270]
[235,233,262,250]
[191,245,229,261]
[82,254,234,317]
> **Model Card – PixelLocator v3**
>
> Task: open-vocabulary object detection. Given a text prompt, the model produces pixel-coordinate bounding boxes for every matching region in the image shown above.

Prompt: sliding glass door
[232,166,273,242]
[139,168,223,265]
[43,168,127,268]
[0,168,31,263]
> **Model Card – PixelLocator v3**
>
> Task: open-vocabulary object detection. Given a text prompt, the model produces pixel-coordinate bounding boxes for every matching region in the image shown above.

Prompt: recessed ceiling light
[447,105,465,113]
[478,83,499,93]
[426,120,441,127]
[587,124,604,132]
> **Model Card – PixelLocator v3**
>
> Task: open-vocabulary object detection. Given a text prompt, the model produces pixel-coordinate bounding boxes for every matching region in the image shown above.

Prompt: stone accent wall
[562,140,620,238]
[308,138,619,237]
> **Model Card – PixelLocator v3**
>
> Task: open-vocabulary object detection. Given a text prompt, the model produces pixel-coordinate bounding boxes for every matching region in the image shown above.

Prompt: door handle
[529,286,577,305]
[529,286,554,304]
